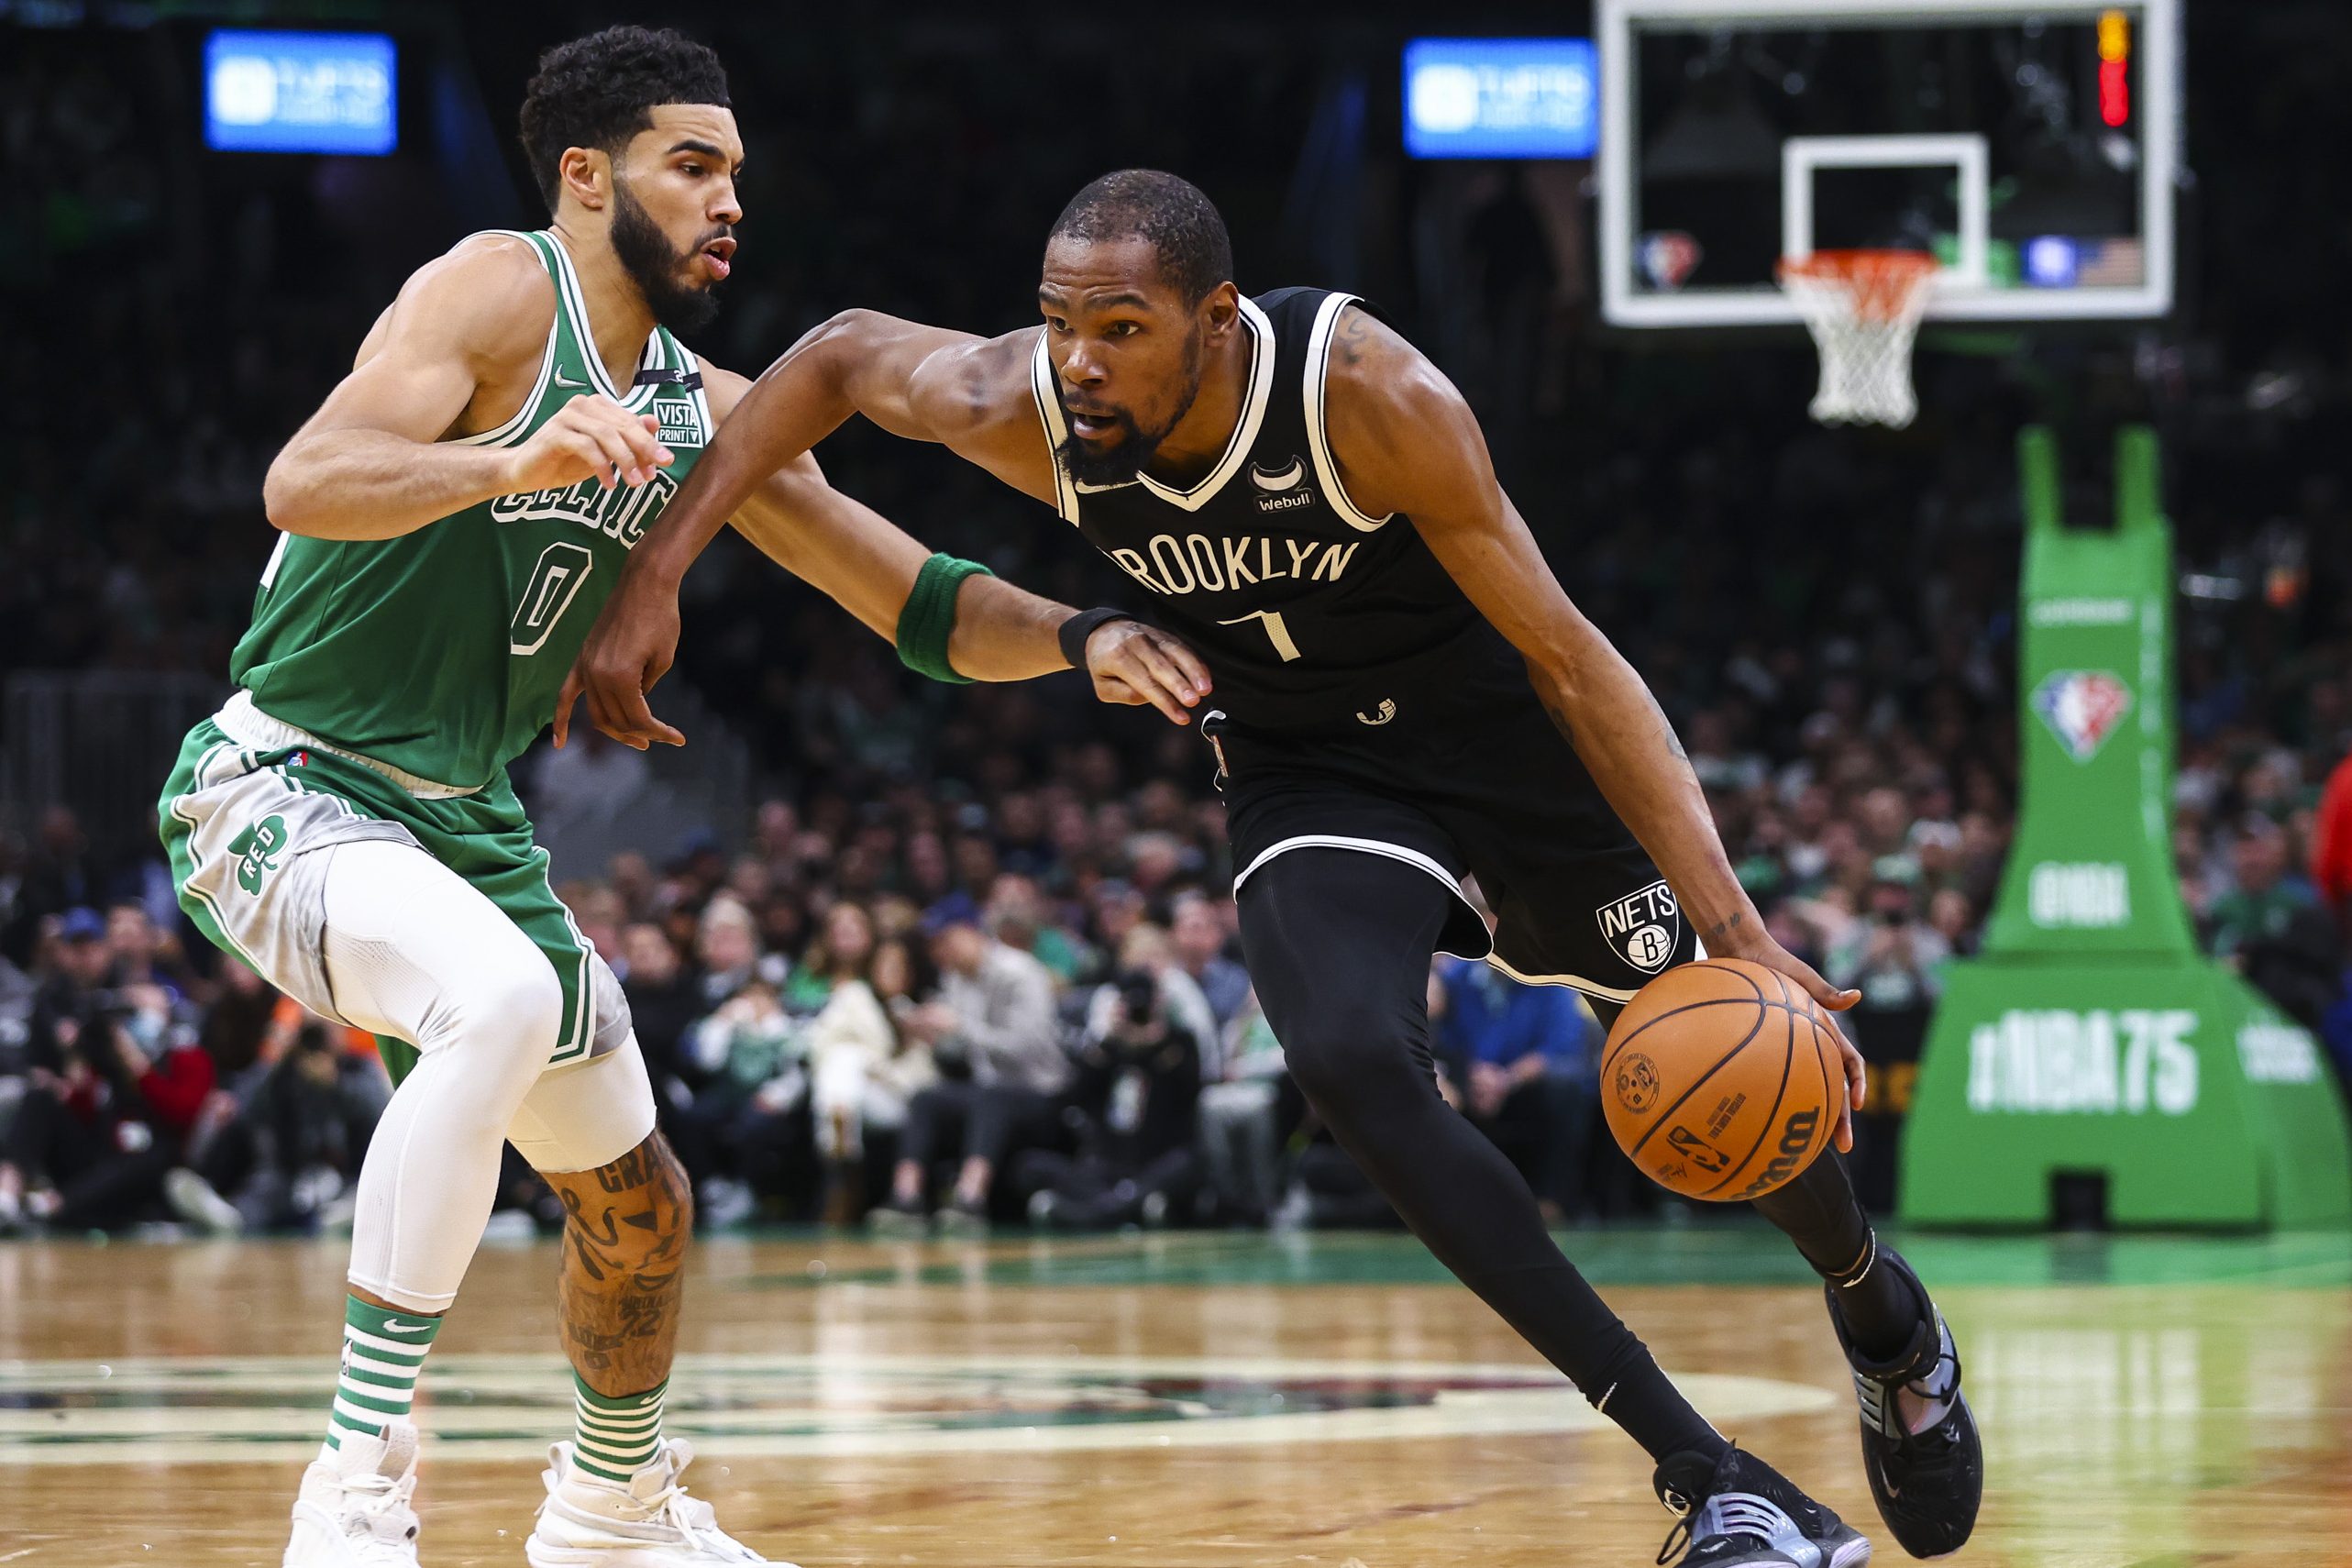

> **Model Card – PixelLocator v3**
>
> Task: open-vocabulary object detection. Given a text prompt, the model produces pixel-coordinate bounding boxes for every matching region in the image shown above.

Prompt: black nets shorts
[1213,685,1698,1010]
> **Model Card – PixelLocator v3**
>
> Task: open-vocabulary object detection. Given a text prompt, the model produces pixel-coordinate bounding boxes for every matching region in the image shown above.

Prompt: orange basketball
[1600,957,1843,1201]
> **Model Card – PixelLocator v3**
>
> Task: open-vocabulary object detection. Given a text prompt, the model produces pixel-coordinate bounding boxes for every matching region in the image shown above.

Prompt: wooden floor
[3,1226,2348,1566]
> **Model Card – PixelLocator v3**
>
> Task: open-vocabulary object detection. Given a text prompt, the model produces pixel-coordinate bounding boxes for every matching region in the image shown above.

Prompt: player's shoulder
[1318,298,1460,426]
[390,232,558,362]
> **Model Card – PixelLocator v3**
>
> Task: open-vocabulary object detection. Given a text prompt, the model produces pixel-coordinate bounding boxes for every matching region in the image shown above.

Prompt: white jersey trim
[545,230,662,412]
[1303,293,1397,535]
[1484,953,1640,1005]
[1231,833,1491,960]
[1030,296,1276,518]
[676,341,715,446]
[1132,294,1275,511]
[1028,330,1084,525]
[449,232,560,450]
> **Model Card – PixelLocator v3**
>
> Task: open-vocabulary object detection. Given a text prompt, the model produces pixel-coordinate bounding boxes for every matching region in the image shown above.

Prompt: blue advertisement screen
[205,30,397,155]
[1404,38,1598,160]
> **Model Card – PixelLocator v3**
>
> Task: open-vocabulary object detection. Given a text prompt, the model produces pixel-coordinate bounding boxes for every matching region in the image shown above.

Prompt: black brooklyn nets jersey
[1032,287,1513,734]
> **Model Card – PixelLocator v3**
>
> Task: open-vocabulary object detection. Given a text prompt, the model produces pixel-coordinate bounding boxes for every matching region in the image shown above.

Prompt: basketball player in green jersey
[156,29,1209,1568]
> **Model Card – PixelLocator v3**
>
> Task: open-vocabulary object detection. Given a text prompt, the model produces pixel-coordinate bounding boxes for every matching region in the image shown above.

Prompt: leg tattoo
[543,1132,693,1398]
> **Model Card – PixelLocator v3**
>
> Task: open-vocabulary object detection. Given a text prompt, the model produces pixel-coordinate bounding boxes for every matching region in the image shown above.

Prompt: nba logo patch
[1596,879,1680,974]
[1637,231,1702,291]
[2032,670,2134,762]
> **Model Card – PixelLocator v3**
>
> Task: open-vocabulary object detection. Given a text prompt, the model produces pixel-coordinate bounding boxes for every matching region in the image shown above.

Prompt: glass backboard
[1598,0,2179,327]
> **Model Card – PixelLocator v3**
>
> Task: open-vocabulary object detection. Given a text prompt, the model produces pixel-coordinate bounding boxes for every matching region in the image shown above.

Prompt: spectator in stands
[985,872,1088,986]
[802,903,937,1220]
[23,910,114,1073]
[876,910,1068,1232]
[685,975,807,1225]
[1825,874,1950,1211]
[1022,966,1203,1229]
[695,893,775,1010]
[1086,924,1219,1081]
[621,922,722,1192]
[0,975,213,1232]
[166,1010,384,1234]
[2214,816,2339,1031]
[785,898,878,1012]
[1433,956,1596,1223]
[1197,992,1296,1225]
[1171,891,1252,1032]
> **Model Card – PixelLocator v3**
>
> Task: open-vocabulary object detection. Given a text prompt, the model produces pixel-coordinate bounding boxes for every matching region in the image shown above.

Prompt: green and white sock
[573,1374,668,1483]
[326,1296,442,1452]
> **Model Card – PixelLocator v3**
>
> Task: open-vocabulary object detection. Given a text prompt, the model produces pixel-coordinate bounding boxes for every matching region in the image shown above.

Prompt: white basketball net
[1780,250,1939,430]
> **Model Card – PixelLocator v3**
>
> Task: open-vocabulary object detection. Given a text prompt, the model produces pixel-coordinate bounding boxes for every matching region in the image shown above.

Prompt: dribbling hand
[504,393,674,494]
[1082,619,1215,725]
[1714,935,1867,1154]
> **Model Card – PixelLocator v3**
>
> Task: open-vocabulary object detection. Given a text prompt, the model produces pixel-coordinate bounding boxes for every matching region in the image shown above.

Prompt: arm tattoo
[1333,307,1376,368]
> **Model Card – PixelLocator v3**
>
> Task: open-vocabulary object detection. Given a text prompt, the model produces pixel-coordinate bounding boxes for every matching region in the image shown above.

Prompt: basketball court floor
[2,1225,2345,1565]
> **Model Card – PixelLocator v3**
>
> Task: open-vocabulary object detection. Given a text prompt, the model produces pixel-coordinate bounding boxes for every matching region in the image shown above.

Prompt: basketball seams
[1695,968,1802,1198]
[1600,958,1768,1077]
[1622,996,1779,1161]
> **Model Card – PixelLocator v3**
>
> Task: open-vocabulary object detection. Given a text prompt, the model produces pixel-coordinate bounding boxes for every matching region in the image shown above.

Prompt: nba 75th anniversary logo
[2032,669,2133,762]
[1597,879,1680,973]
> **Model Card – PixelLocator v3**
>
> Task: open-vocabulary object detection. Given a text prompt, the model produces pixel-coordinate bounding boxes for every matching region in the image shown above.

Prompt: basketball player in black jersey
[564,171,1982,1568]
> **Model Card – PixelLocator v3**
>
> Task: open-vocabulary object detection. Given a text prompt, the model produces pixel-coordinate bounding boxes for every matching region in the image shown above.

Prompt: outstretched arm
[554,360,1207,747]
[261,234,674,541]
[618,311,1058,591]
[1320,306,1867,1147]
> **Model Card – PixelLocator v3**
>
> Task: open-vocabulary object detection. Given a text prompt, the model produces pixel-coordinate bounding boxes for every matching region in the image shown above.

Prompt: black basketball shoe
[1826,1246,1983,1559]
[1651,1446,1872,1568]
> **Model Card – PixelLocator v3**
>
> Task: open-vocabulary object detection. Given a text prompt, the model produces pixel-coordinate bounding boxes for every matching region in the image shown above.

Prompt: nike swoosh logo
[380,1319,433,1335]
[553,370,588,389]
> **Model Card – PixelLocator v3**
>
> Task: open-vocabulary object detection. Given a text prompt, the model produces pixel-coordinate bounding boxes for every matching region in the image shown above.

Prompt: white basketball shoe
[282,1419,424,1567]
[527,1438,781,1565]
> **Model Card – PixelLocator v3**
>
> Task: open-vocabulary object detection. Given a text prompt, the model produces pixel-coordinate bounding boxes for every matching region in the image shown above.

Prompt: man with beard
[158,39,1207,1568]
[569,170,1983,1568]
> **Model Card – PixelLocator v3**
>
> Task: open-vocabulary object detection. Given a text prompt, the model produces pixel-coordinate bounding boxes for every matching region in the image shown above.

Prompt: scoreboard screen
[205,30,397,155]
[1404,38,1598,160]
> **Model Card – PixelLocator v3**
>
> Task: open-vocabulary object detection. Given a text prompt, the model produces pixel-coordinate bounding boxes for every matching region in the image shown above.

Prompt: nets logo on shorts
[1596,879,1680,974]
[2032,669,2134,762]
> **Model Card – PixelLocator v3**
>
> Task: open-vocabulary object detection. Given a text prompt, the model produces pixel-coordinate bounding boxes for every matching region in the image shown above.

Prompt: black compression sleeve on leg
[1748,1149,1918,1360]
[1239,849,1726,1464]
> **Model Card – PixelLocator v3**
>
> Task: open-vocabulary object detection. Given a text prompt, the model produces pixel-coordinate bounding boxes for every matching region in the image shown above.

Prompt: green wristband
[895,553,994,684]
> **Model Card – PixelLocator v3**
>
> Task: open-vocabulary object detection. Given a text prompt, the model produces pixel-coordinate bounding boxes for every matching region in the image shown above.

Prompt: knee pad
[507,1035,657,1174]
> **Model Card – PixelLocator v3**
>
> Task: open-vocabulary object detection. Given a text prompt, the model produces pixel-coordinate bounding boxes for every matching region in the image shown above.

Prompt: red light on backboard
[2098,9,2131,127]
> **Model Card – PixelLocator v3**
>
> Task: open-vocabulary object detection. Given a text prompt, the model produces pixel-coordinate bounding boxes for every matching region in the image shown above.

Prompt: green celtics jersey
[230,228,713,790]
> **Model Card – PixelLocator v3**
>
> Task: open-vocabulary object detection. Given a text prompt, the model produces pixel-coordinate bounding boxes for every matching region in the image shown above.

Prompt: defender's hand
[1718,936,1865,1154]
[1084,620,1213,725]
[505,394,673,494]
[554,565,687,752]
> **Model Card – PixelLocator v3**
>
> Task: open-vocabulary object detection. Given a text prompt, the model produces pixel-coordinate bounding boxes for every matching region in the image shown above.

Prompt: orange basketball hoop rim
[1779,248,1939,317]
[1777,248,1941,429]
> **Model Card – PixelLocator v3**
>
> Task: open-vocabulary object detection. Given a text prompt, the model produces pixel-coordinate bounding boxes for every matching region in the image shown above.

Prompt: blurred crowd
[5,8,2352,1235]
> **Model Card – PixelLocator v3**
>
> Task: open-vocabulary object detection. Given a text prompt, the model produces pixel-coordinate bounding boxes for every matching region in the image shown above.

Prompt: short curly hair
[517,27,730,215]
[1049,170,1234,306]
